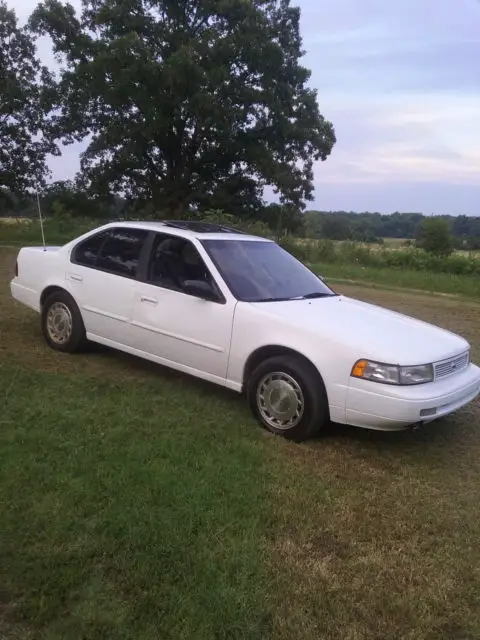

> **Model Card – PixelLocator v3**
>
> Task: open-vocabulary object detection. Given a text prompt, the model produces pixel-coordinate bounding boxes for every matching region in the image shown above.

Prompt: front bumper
[345,363,480,431]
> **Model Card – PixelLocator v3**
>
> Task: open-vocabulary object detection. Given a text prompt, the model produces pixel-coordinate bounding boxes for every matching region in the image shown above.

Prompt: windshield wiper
[253,293,337,302]
[254,296,296,302]
[301,292,337,299]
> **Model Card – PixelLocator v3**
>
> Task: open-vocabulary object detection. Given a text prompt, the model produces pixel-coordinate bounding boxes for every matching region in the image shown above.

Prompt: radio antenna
[35,183,46,251]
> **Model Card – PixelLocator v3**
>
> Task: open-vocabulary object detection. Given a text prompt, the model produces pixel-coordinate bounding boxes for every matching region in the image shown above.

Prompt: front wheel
[41,290,87,353]
[246,355,329,442]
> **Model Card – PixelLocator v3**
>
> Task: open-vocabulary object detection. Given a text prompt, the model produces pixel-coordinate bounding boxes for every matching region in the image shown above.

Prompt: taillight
[15,260,18,277]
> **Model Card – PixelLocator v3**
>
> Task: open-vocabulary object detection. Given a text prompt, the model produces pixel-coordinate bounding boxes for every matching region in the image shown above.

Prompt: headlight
[351,359,434,385]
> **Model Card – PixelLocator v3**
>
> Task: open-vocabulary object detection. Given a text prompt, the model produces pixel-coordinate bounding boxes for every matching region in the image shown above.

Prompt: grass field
[311,262,480,299]
[1,247,480,639]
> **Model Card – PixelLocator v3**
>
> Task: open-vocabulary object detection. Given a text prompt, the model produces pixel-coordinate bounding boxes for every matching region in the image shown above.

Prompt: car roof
[101,219,272,242]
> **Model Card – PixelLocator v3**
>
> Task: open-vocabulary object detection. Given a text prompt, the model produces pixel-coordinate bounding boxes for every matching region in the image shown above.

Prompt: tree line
[2,182,479,255]
[304,211,480,250]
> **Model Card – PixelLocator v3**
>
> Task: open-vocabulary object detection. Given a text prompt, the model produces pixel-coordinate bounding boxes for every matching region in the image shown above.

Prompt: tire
[41,290,87,353]
[246,355,329,442]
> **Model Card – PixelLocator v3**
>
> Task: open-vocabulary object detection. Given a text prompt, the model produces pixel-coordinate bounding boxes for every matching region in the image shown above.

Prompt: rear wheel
[41,290,87,353]
[247,355,329,442]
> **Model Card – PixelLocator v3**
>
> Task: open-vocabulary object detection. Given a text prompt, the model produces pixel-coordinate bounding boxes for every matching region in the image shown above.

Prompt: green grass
[0,217,95,247]
[312,262,480,299]
[2,246,480,639]
[1,365,272,639]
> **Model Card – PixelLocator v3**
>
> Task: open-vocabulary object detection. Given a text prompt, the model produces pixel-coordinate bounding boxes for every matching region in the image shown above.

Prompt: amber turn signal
[351,360,368,378]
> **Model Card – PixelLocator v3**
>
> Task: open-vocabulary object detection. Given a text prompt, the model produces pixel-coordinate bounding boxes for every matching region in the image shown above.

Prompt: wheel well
[242,345,323,390]
[40,286,68,308]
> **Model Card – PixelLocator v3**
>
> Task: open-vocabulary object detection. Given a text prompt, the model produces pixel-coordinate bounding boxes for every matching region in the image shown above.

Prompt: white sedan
[10,220,480,441]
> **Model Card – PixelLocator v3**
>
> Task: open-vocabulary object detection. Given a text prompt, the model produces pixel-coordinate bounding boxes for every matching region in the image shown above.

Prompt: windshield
[201,239,336,302]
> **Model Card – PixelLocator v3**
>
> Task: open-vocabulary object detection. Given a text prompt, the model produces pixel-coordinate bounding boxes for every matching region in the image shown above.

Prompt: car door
[66,226,149,346]
[131,232,236,381]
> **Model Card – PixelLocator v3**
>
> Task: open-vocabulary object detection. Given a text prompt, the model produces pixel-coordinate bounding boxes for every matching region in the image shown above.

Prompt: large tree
[30,0,335,216]
[0,1,57,193]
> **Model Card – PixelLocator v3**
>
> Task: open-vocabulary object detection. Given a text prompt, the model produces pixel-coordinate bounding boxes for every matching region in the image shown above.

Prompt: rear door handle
[69,274,83,282]
[140,296,158,305]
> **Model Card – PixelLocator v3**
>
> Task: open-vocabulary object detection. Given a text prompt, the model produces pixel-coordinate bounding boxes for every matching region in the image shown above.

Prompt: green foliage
[30,0,336,215]
[198,208,272,236]
[278,237,480,279]
[260,203,304,236]
[452,215,480,250]
[277,235,309,261]
[42,180,109,219]
[0,2,58,192]
[322,215,352,240]
[415,217,454,257]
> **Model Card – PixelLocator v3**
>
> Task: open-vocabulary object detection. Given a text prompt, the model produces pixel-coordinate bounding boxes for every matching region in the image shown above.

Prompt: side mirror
[183,279,218,301]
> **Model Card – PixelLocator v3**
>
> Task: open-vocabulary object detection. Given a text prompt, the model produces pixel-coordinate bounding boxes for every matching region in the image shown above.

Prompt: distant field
[382,237,408,246]
[0,217,94,246]
[0,217,30,225]
[298,236,480,258]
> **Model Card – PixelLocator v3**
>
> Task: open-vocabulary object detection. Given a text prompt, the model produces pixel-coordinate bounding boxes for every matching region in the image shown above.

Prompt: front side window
[72,228,148,278]
[201,239,336,302]
[147,233,220,296]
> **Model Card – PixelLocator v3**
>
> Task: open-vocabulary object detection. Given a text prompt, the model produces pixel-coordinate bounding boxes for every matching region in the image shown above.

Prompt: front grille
[434,351,469,380]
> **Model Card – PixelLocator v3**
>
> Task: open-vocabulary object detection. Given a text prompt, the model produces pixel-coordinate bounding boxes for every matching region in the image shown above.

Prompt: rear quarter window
[72,231,109,267]
[72,228,148,278]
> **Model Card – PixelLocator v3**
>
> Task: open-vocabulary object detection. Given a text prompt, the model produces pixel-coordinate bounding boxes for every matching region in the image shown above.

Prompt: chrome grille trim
[434,351,470,380]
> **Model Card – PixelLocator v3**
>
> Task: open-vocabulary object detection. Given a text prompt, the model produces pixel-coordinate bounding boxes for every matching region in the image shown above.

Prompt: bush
[277,236,310,262]
[415,217,454,257]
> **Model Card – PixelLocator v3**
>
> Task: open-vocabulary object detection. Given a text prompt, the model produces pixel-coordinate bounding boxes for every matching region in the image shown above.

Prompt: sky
[13,0,480,215]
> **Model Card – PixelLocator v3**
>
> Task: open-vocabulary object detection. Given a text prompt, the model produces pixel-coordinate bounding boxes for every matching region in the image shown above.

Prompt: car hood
[249,295,469,365]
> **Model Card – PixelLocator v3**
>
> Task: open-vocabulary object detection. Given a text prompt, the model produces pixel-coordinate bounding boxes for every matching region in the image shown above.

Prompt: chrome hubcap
[256,372,305,431]
[46,302,72,345]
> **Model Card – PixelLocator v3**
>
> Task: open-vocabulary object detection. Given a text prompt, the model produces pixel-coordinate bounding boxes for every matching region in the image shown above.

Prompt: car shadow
[69,341,480,463]
[87,342,244,402]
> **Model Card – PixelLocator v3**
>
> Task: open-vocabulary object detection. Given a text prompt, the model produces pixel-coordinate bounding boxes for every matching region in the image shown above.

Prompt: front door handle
[140,296,158,305]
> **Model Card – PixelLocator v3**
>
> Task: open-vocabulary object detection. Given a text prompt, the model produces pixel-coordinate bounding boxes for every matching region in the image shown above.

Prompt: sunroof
[162,220,247,234]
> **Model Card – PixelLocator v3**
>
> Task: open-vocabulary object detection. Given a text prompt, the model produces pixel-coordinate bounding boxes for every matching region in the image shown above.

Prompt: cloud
[298,0,480,213]
[315,92,480,184]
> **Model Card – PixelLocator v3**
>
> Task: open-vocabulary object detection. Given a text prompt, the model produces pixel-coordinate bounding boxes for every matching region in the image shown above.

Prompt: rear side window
[96,228,148,278]
[72,228,148,278]
[73,231,109,267]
